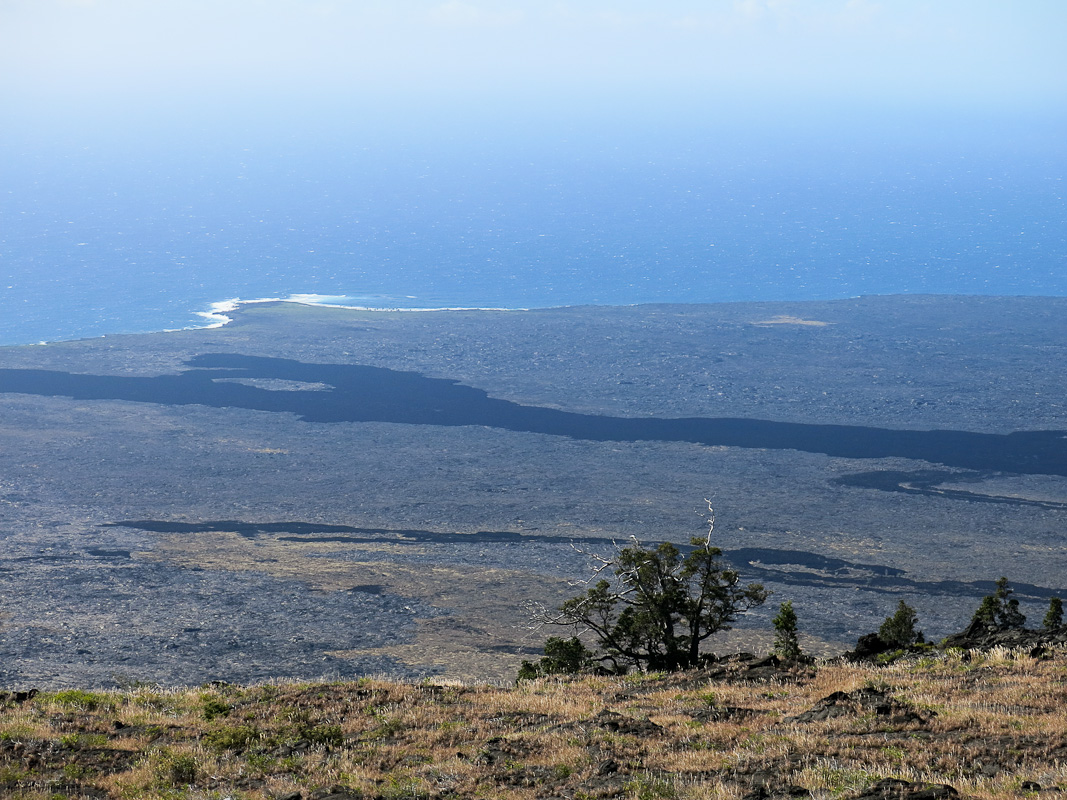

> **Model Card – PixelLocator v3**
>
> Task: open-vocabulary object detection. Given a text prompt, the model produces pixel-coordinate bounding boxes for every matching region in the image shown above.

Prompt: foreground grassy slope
[1,646,1065,800]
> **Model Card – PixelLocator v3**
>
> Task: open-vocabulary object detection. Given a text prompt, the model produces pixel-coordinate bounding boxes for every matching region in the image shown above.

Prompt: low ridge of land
[1,643,1066,800]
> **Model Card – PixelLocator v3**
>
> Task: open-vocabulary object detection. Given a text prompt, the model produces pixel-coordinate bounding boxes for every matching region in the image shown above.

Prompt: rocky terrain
[0,640,1065,799]
[0,296,1065,684]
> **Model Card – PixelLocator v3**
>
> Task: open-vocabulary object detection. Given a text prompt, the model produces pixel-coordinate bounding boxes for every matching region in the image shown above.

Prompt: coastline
[189,294,532,331]
[7,290,1067,350]
[4,293,541,349]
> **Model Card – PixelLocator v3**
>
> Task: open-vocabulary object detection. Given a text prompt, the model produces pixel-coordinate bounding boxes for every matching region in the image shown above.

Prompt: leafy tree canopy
[772,600,803,661]
[543,536,768,673]
[1044,597,1063,631]
[878,600,923,648]
[972,577,1026,631]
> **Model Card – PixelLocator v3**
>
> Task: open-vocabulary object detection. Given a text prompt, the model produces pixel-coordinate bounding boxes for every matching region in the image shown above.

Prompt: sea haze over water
[2,101,1065,346]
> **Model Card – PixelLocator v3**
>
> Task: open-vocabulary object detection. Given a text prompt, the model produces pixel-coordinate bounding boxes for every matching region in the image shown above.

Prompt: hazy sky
[3,0,1065,125]
[1,1,1065,339]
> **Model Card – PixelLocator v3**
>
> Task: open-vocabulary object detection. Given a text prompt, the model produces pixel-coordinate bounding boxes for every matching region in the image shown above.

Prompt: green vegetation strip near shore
[2,646,1066,800]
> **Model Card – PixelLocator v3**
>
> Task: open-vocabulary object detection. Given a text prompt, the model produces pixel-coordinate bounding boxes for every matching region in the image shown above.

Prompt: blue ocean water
[2,109,1064,346]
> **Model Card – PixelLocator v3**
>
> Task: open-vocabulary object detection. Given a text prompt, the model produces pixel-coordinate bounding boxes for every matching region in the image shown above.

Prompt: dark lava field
[0,295,1064,685]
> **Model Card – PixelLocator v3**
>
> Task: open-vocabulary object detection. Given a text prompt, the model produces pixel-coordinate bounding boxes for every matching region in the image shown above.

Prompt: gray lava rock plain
[0,295,1064,686]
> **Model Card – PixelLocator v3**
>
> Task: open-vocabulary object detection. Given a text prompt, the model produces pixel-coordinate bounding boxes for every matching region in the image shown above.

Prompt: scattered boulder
[845,623,1067,665]
[742,784,812,800]
[589,709,663,737]
[494,764,560,787]
[474,736,534,765]
[703,653,815,684]
[942,623,1067,653]
[691,704,762,723]
[596,758,620,775]
[308,787,363,800]
[848,633,893,660]
[788,687,931,725]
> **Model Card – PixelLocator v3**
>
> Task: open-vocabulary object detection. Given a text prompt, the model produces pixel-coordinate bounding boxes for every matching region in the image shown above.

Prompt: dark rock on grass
[589,709,664,736]
[0,736,138,775]
[742,785,811,800]
[47,783,110,799]
[308,787,364,800]
[493,710,554,730]
[849,633,894,660]
[788,687,932,725]
[608,660,814,707]
[724,758,808,793]
[704,653,817,684]
[942,623,1067,653]
[494,764,561,787]
[596,759,620,775]
[474,735,538,766]
[691,704,763,723]
[846,778,959,800]
[543,771,630,800]
[845,624,1067,666]
[0,779,108,799]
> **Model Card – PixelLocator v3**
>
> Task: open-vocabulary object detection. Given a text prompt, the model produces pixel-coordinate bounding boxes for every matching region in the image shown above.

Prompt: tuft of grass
[46,689,113,712]
[204,723,262,752]
[627,773,680,799]
[199,696,231,721]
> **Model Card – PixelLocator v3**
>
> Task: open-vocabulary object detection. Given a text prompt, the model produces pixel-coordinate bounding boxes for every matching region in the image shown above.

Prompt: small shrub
[0,765,31,784]
[876,649,907,665]
[972,577,1026,630]
[1044,597,1063,630]
[49,689,111,712]
[772,600,803,660]
[200,697,231,721]
[369,715,405,740]
[60,732,108,749]
[625,774,678,799]
[204,724,260,751]
[879,600,923,648]
[63,762,91,780]
[152,749,198,787]
[246,751,278,773]
[298,722,344,748]
[518,636,596,681]
[381,772,422,799]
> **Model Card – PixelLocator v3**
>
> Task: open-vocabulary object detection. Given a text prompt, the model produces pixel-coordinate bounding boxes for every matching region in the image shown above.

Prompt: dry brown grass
[1,646,1066,799]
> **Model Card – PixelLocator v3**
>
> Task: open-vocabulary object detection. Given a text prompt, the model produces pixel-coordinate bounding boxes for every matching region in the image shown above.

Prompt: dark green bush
[544,538,766,673]
[972,577,1026,630]
[772,600,803,660]
[1044,597,1063,630]
[879,601,923,648]
[518,636,595,680]
[204,724,260,751]
[201,697,232,721]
